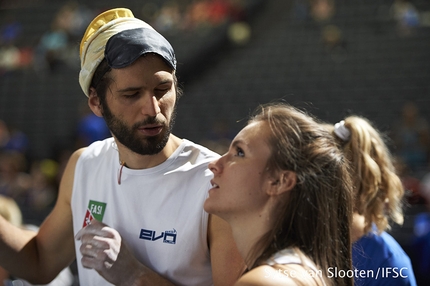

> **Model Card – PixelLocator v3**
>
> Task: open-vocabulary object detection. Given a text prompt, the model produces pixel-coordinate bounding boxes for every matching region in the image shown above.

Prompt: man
[0,8,244,285]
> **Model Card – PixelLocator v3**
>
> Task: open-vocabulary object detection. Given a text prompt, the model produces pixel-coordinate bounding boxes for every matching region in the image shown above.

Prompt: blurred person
[0,16,22,74]
[204,103,354,286]
[390,0,420,36]
[20,159,58,225]
[0,120,9,149]
[0,194,22,227]
[2,123,29,155]
[410,207,430,285]
[392,101,430,174]
[393,155,426,205]
[75,100,110,148]
[420,169,430,209]
[0,7,244,286]
[33,2,80,73]
[0,194,74,286]
[152,1,182,32]
[0,43,21,73]
[328,117,417,286]
[411,167,430,284]
[310,0,335,22]
[0,150,31,202]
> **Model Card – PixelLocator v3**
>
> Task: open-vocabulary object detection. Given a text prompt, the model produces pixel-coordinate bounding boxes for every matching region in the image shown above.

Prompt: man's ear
[88,87,103,117]
[267,171,297,196]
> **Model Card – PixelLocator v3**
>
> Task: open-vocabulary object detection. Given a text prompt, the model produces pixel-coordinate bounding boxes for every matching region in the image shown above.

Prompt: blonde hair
[335,116,404,233]
[0,195,22,227]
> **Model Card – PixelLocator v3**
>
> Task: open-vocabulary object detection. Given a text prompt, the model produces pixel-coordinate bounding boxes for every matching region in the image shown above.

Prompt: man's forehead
[109,59,174,85]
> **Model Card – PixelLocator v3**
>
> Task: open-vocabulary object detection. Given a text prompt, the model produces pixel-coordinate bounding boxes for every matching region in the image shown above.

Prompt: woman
[329,117,417,286]
[204,103,354,285]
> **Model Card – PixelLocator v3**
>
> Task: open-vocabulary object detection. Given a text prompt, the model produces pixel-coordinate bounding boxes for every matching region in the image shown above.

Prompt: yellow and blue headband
[79,8,176,97]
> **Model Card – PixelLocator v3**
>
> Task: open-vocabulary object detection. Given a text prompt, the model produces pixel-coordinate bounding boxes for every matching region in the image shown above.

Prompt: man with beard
[0,8,244,286]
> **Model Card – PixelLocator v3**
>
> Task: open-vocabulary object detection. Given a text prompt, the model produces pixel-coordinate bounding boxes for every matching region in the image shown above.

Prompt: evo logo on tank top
[139,228,177,244]
[82,200,107,227]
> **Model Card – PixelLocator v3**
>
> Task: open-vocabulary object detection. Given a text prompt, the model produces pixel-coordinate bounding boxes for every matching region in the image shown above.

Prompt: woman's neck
[229,210,274,268]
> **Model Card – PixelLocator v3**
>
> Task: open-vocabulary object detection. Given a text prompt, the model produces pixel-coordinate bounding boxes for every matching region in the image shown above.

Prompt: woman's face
[204,121,274,220]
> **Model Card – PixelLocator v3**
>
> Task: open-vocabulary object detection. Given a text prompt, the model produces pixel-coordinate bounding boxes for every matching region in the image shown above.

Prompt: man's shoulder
[82,137,114,153]
[77,137,115,164]
[181,139,221,160]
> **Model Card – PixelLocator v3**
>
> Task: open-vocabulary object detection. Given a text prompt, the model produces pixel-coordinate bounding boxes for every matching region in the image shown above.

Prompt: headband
[79,8,176,97]
[333,120,351,142]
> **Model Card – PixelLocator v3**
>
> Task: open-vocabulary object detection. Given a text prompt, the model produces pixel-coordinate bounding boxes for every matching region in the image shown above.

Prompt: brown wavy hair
[248,103,354,286]
[333,116,404,233]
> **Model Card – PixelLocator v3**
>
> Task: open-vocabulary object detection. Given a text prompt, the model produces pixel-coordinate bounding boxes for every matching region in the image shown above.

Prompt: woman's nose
[208,159,220,174]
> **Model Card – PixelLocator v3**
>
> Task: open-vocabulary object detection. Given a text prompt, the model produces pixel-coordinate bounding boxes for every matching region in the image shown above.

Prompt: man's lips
[138,125,163,136]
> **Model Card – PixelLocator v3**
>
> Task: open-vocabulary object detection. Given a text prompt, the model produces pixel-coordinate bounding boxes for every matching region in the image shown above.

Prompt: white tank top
[71,138,219,285]
[266,248,327,286]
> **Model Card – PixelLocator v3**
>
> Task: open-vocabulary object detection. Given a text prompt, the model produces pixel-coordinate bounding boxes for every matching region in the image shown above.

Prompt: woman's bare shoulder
[234,264,322,286]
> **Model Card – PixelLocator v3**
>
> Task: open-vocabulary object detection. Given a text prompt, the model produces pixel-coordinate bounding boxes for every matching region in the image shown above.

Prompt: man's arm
[208,214,247,286]
[0,149,81,284]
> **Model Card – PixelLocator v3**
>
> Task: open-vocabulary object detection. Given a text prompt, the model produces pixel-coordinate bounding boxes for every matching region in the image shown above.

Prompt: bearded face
[96,55,179,156]
[100,98,177,155]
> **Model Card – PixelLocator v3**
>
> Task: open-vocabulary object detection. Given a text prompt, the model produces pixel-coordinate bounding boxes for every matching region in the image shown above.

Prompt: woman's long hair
[338,116,404,233]
[248,103,354,286]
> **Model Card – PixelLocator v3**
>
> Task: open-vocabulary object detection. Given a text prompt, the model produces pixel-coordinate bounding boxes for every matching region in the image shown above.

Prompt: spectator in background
[410,209,430,285]
[3,123,29,155]
[152,1,182,32]
[0,120,9,149]
[0,15,23,75]
[34,2,82,72]
[0,150,31,202]
[0,194,23,282]
[411,164,430,285]
[75,100,110,148]
[390,0,420,36]
[0,194,74,286]
[20,159,58,225]
[393,155,426,205]
[327,116,417,286]
[392,101,430,175]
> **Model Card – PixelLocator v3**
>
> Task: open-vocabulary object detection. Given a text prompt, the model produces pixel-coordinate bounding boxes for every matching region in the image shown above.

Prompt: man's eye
[123,92,138,98]
[155,88,170,98]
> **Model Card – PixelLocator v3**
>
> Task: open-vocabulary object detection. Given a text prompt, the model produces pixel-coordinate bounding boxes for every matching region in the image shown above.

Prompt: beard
[100,100,177,156]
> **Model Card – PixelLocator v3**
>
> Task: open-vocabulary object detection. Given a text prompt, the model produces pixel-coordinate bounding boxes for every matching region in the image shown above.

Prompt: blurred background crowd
[0,0,429,285]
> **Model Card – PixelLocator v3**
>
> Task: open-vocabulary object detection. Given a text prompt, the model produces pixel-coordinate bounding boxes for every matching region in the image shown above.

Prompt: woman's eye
[236,147,245,157]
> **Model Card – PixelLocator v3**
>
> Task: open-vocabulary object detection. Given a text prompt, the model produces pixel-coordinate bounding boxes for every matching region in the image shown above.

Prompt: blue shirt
[352,230,417,286]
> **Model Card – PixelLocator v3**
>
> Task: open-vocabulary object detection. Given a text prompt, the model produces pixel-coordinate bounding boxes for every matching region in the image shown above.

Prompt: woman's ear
[88,87,103,117]
[267,171,296,196]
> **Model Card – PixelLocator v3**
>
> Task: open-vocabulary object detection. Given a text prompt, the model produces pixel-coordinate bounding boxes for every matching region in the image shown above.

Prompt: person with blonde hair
[329,116,417,286]
[204,103,355,285]
[0,195,22,282]
[0,194,22,227]
[0,195,74,285]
